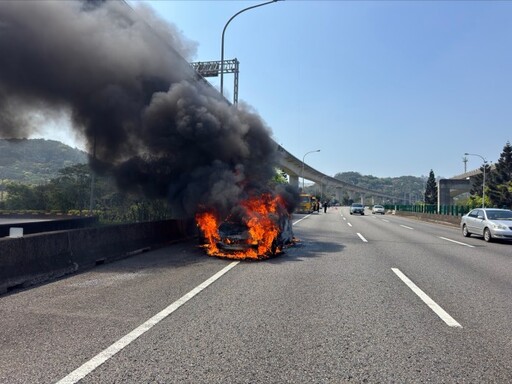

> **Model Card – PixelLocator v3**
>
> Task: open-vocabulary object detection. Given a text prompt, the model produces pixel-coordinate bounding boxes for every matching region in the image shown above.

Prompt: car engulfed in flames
[196,193,294,260]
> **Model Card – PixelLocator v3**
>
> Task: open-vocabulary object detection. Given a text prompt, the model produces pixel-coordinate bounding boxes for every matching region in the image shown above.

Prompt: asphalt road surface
[1,206,511,383]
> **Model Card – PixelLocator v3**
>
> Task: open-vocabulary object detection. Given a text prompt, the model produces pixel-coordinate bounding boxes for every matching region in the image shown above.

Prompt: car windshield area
[352,203,363,207]
[485,210,512,220]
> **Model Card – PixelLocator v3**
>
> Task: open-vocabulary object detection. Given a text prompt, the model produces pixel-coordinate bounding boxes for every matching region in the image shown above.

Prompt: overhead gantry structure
[191,59,240,105]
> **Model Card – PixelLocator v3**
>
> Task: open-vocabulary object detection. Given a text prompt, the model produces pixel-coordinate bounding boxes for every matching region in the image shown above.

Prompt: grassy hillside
[0,138,88,185]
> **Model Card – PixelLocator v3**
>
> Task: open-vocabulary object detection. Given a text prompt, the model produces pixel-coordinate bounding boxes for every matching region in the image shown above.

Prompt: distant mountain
[0,138,88,184]
[0,138,428,203]
[305,171,427,203]
[333,171,427,203]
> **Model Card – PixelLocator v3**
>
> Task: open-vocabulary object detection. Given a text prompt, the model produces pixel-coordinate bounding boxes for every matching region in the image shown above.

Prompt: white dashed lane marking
[392,268,462,328]
[357,233,368,242]
[439,237,475,248]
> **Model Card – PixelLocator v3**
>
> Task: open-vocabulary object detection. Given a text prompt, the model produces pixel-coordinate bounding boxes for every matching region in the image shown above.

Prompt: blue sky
[130,0,511,179]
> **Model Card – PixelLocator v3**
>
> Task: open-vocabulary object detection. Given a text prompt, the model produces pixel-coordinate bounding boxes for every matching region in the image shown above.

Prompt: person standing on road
[323,201,328,213]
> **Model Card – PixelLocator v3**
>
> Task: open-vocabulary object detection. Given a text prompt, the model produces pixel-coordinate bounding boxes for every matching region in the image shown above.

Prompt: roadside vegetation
[0,139,172,223]
[468,142,512,209]
[1,140,511,222]
[0,162,173,223]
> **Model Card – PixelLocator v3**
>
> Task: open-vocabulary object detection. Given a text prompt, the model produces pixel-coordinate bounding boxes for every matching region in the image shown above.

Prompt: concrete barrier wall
[0,219,196,294]
[0,216,98,237]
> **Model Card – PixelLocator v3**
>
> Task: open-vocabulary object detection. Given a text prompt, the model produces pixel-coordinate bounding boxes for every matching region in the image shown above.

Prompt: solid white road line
[56,261,240,384]
[400,225,414,230]
[439,237,475,248]
[357,233,368,242]
[392,268,462,328]
[293,214,313,225]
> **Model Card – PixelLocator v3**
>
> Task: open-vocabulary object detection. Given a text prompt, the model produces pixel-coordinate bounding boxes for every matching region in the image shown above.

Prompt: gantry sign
[191,59,240,105]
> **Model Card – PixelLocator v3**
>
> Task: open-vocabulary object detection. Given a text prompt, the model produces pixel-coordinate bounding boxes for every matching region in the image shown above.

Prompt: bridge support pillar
[437,178,471,211]
[289,174,299,190]
[335,187,342,202]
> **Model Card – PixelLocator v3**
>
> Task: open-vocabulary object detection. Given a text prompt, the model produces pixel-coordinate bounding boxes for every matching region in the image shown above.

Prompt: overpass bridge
[276,145,396,203]
[437,165,494,207]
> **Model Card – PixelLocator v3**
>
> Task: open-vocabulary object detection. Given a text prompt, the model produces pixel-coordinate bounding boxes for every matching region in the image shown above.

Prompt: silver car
[461,208,512,242]
[350,203,364,215]
[372,204,385,214]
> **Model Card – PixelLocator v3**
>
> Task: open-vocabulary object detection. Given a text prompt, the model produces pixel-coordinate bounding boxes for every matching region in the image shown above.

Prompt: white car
[350,203,364,215]
[461,208,512,242]
[372,205,385,215]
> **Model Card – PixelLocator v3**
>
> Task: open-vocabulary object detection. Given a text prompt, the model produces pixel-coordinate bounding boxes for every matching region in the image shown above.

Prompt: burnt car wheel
[462,224,471,237]
[483,228,493,242]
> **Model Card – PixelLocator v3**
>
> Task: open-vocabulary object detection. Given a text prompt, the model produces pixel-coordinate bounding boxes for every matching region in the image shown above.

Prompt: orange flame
[196,194,288,260]
[196,211,221,255]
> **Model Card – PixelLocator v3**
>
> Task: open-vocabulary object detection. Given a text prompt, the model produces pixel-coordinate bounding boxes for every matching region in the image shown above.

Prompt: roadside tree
[487,141,512,208]
[424,170,438,204]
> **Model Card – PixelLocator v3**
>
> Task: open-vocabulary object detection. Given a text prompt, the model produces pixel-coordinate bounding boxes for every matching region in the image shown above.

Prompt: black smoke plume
[0,0,295,218]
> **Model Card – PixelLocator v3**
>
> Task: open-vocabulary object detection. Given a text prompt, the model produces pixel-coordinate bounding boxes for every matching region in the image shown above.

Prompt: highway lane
[1,207,511,383]
[340,207,512,375]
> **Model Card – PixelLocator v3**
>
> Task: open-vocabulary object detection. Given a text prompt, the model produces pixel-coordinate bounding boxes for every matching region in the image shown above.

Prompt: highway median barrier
[392,211,461,227]
[0,219,195,294]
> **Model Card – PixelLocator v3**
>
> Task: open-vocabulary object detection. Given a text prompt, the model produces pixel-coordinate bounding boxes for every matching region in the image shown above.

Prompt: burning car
[218,212,293,255]
[196,193,295,259]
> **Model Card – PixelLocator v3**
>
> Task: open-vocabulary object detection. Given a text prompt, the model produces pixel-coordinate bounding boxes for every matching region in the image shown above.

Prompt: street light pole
[301,149,320,191]
[465,152,487,208]
[220,0,280,99]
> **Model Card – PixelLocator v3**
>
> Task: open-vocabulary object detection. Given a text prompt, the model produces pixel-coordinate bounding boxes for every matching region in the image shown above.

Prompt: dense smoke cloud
[0,0,291,218]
